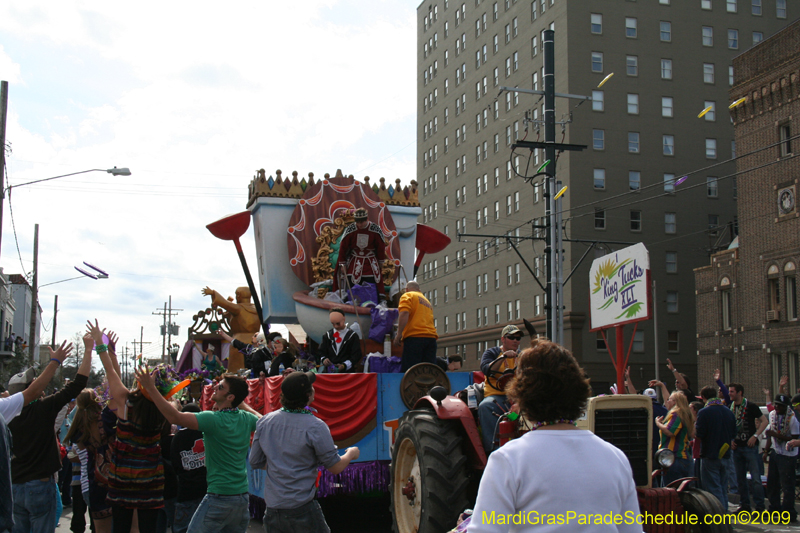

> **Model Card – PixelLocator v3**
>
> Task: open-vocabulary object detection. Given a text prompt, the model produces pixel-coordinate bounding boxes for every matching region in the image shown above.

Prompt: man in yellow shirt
[394,281,438,371]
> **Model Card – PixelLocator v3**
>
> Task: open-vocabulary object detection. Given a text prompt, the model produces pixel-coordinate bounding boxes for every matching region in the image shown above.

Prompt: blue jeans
[767,452,797,520]
[663,457,693,487]
[478,395,510,454]
[263,499,330,533]
[173,497,203,533]
[186,493,249,533]
[11,478,57,533]
[734,445,765,510]
[700,457,728,510]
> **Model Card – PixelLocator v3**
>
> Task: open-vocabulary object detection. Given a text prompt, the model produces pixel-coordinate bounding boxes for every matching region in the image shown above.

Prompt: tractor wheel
[391,409,470,533]
[679,488,733,533]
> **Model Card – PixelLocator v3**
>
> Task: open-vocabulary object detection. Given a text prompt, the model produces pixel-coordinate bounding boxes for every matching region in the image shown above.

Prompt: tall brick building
[694,19,800,398]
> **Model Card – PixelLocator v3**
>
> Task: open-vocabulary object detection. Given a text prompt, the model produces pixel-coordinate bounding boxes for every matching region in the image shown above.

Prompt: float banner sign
[589,243,651,331]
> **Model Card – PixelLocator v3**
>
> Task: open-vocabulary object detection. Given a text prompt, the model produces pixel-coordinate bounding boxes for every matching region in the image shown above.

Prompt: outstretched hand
[202,287,214,297]
[107,331,119,352]
[85,319,105,345]
[134,367,156,391]
[648,380,664,388]
[82,333,94,350]
[46,340,73,364]
[666,358,675,372]
[713,368,720,381]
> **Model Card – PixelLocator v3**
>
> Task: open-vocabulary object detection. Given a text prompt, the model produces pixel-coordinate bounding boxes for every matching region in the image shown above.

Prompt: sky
[0,0,420,364]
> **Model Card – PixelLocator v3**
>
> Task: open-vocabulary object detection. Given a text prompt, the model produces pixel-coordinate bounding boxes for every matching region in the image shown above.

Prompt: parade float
[174,169,466,521]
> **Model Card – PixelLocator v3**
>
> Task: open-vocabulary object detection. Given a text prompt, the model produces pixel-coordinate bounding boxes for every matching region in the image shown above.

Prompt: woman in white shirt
[469,339,641,532]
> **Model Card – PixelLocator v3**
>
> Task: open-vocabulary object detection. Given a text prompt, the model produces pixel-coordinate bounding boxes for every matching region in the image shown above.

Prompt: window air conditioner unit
[767,310,780,322]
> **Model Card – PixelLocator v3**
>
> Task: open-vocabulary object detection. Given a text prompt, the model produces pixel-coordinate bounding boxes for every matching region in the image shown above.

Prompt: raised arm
[202,287,239,315]
[22,340,73,405]
[135,367,199,430]
[713,369,730,405]
[666,358,687,390]
[106,331,123,378]
[624,366,637,395]
[648,380,670,403]
[87,320,128,412]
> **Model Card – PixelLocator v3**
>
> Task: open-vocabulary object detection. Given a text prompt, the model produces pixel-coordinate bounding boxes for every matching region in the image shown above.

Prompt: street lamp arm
[39,276,86,288]
[3,167,131,196]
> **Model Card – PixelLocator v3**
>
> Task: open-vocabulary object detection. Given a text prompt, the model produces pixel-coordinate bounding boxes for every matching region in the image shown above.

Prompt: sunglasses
[506,336,522,341]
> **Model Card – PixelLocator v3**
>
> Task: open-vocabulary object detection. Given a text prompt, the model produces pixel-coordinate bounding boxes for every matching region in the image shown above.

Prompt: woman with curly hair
[655,390,695,486]
[469,339,640,532]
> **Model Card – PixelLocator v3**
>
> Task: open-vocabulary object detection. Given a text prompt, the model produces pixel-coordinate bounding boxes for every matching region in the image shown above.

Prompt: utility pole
[543,29,556,343]
[51,295,57,349]
[153,297,181,363]
[0,80,8,262]
[28,224,38,365]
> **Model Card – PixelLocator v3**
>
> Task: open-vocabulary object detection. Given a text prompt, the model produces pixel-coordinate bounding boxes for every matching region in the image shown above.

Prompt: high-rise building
[416,0,791,390]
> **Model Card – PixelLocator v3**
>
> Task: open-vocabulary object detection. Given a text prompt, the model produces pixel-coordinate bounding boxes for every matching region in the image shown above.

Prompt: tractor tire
[679,488,733,533]
[391,408,470,533]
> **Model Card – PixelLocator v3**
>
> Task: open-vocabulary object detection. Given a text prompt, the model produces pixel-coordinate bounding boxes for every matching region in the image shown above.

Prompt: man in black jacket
[317,308,362,373]
[9,337,91,533]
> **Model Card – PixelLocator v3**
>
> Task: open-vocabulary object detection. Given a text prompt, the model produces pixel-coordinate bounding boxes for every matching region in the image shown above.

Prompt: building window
[706,138,717,159]
[592,90,604,111]
[752,0,761,15]
[660,21,672,42]
[663,135,675,156]
[753,32,763,45]
[594,168,606,189]
[666,251,678,273]
[629,171,641,191]
[777,0,786,18]
[626,55,638,76]
[703,63,715,84]
[515,300,521,319]
[661,59,673,80]
[701,0,712,9]
[534,295,541,315]
[727,0,737,12]
[722,288,732,329]
[591,13,602,34]
[728,29,738,49]
[786,263,797,320]
[597,332,606,351]
[514,191,520,211]
[531,36,538,57]
[664,173,675,192]
[780,123,792,157]
[633,331,644,352]
[630,210,642,232]
[666,291,678,313]
[707,176,719,197]
[702,26,713,46]
[703,101,716,121]
[665,212,676,234]
[709,214,720,234]
[507,301,513,321]
[662,96,674,118]
[591,52,603,73]
[667,331,679,353]
[625,17,637,38]
[628,132,640,153]
[593,129,605,150]
[595,208,606,230]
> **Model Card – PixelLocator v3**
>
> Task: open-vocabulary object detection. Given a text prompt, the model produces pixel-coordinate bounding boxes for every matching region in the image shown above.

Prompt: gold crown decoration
[247,168,419,208]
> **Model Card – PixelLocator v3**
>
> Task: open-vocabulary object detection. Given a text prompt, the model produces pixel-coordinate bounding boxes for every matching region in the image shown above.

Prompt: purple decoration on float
[675,175,688,186]
[316,460,390,498]
[84,262,109,277]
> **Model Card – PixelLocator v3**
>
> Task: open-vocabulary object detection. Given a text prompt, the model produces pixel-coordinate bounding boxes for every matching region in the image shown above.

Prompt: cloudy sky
[0,0,419,364]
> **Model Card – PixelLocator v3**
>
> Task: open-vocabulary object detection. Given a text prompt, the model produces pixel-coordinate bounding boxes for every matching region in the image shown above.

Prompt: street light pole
[0,166,131,265]
[28,224,38,364]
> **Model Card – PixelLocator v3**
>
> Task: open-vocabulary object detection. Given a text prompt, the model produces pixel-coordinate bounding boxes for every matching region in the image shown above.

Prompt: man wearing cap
[729,383,767,514]
[250,372,360,532]
[394,281,438,371]
[7,340,84,533]
[333,207,388,297]
[695,386,736,510]
[763,394,799,522]
[138,372,260,533]
[477,325,523,454]
[317,308,362,373]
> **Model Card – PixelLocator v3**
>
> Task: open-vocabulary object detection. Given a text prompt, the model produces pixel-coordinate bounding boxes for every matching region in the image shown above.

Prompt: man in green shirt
[138,371,259,533]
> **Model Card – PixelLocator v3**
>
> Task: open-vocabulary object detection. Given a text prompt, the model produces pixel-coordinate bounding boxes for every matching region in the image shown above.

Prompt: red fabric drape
[200,374,377,443]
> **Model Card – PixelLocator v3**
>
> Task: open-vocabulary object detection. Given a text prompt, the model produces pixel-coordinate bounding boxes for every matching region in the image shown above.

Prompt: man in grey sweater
[249,372,359,532]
